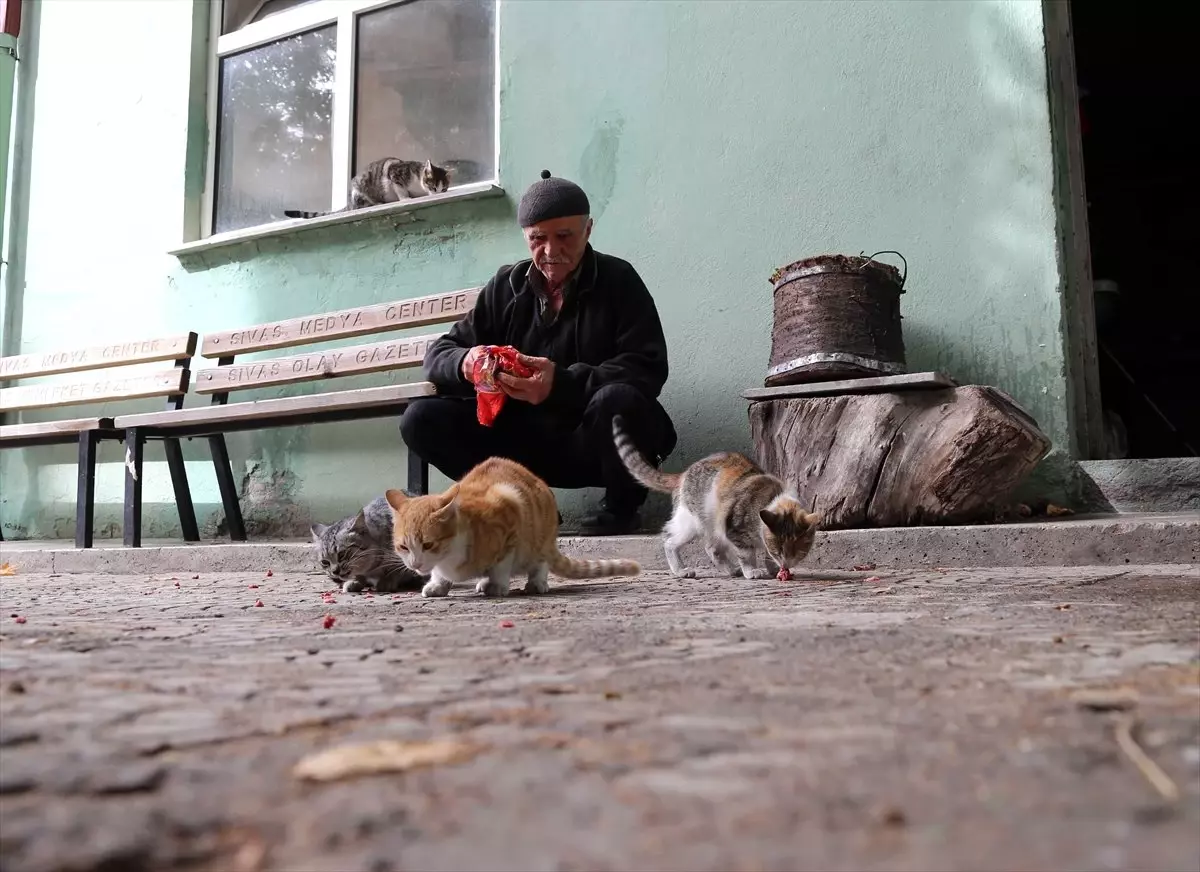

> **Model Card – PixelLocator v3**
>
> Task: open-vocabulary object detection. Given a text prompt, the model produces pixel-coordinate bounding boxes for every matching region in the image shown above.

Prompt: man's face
[524,215,592,287]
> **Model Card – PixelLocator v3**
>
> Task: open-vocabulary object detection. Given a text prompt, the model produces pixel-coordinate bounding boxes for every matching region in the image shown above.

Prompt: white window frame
[200,0,501,240]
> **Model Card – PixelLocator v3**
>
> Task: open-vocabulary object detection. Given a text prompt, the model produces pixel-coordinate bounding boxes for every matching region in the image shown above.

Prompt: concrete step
[1078,458,1200,514]
[2,512,1196,575]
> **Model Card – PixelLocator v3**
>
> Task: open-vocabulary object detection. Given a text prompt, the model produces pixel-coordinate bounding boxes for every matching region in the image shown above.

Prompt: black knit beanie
[517,170,590,227]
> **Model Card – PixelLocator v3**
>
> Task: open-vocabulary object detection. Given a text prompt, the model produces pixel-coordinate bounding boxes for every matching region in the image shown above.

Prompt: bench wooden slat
[0,333,197,381]
[0,417,113,442]
[200,288,479,358]
[112,382,435,430]
[194,333,440,395]
[0,368,190,413]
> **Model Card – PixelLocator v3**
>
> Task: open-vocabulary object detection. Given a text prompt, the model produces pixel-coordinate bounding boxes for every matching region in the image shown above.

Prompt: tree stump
[748,385,1051,529]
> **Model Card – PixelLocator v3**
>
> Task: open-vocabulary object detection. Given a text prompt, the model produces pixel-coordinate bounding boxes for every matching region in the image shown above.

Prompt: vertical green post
[0,29,16,359]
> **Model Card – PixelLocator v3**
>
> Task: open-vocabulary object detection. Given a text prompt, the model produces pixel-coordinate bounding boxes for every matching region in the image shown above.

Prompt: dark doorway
[1069,2,1198,459]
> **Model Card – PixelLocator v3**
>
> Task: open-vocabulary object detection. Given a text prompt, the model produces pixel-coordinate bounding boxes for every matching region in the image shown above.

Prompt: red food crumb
[248,584,259,589]
[852,563,876,572]
[173,581,180,587]
[864,575,883,583]
[265,570,273,577]
[323,615,336,629]
[14,616,26,624]
[254,599,264,607]
[776,568,793,581]
[499,620,515,628]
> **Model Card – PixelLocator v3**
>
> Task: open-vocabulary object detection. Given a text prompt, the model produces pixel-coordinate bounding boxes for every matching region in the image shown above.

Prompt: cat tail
[284,206,348,219]
[611,415,681,494]
[547,550,640,579]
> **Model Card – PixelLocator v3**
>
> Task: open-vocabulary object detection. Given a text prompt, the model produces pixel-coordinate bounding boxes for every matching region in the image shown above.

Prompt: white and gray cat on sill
[284,156,479,220]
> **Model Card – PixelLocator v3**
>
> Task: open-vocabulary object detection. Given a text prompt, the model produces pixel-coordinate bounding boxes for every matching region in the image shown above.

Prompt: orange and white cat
[385,457,640,598]
[613,416,821,579]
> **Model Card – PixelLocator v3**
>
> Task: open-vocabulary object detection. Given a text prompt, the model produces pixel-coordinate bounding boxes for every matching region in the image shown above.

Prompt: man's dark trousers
[399,383,676,514]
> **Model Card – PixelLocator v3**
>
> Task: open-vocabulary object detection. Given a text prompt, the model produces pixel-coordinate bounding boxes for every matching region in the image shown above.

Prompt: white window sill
[169,182,504,259]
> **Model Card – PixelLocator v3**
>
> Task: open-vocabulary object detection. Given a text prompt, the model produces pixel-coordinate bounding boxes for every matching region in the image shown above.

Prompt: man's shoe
[577,508,641,536]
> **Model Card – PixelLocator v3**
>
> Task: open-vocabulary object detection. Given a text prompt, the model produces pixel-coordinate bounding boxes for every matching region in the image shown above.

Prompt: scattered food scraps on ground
[13,616,26,624]
[852,563,876,572]
[1056,603,1072,610]
[323,615,336,629]
[863,576,883,584]
[499,620,515,628]
[0,563,16,576]
[292,738,484,783]
[265,570,273,577]
[1046,503,1075,517]
[248,584,258,589]
[776,568,793,581]
[191,575,200,580]
[254,600,264,607]
[871,586,895,595]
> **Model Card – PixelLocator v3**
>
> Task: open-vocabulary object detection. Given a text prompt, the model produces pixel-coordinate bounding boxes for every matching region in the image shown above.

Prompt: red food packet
[471,345,535,427]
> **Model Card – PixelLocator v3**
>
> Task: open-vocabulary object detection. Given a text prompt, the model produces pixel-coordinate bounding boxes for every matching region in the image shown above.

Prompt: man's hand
[461,346,487,382]
[497,353,555,405]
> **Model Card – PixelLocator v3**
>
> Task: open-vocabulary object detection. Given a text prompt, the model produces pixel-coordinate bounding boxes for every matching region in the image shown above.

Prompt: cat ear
[423,159,433,173]
[758,509,778,530]
[352,510,368,530]
[434,490,458,514]
[384,489,408,511]
[310,522,327,541]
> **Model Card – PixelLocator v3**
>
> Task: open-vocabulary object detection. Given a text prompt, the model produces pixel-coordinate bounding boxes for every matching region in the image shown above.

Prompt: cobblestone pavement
[1,563,1198,872]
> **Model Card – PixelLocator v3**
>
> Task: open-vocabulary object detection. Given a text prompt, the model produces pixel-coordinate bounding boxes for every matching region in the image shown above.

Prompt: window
[209,0,497,236]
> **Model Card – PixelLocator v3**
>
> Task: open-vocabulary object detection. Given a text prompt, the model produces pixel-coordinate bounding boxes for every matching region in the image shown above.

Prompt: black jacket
[424,245,670,417]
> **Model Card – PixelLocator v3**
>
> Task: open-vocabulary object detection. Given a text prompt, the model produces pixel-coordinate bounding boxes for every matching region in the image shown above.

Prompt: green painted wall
[1,0,1072,540]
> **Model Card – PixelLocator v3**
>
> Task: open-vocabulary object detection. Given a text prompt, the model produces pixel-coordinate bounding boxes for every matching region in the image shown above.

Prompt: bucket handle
[858,250,907,289]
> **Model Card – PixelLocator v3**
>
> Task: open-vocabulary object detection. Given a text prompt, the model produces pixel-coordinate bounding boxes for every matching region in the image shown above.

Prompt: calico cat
[612,416,821,579]
[311,495,426,593]
[385,457,640,599]
[285,158,451,219]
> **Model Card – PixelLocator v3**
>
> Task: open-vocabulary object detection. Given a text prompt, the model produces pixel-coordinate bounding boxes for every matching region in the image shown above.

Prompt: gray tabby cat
[285,158,451,219]
[311,495,426,593]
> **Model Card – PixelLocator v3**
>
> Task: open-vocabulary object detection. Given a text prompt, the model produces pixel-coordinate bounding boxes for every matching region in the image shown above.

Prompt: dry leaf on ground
[0,563,16,576]
[1071,687,1139,712]
[292,738,484,782]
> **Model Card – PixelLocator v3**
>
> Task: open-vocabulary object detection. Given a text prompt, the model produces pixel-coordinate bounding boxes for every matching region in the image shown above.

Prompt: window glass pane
[355,0,495,189]
[222,0,322,35]
[214,26,336,234]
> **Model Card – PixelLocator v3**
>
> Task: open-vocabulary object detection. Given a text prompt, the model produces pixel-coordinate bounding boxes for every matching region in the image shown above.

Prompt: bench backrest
[196,288,479,398]
[0,334,197,415]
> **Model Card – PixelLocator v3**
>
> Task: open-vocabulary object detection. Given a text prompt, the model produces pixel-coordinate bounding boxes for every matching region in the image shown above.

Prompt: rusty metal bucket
[765,251,907,387]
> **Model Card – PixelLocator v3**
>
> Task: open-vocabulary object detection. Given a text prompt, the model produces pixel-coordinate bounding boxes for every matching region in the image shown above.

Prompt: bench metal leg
[208,434,246,542]
[75,430,99,549]
[407,450,429,496]
[123,428,144,548]
[164,438,200,542]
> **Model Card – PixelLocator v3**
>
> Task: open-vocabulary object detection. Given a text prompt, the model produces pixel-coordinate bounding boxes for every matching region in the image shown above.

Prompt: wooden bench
[111,288,479,547]
[0,333,198,547]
